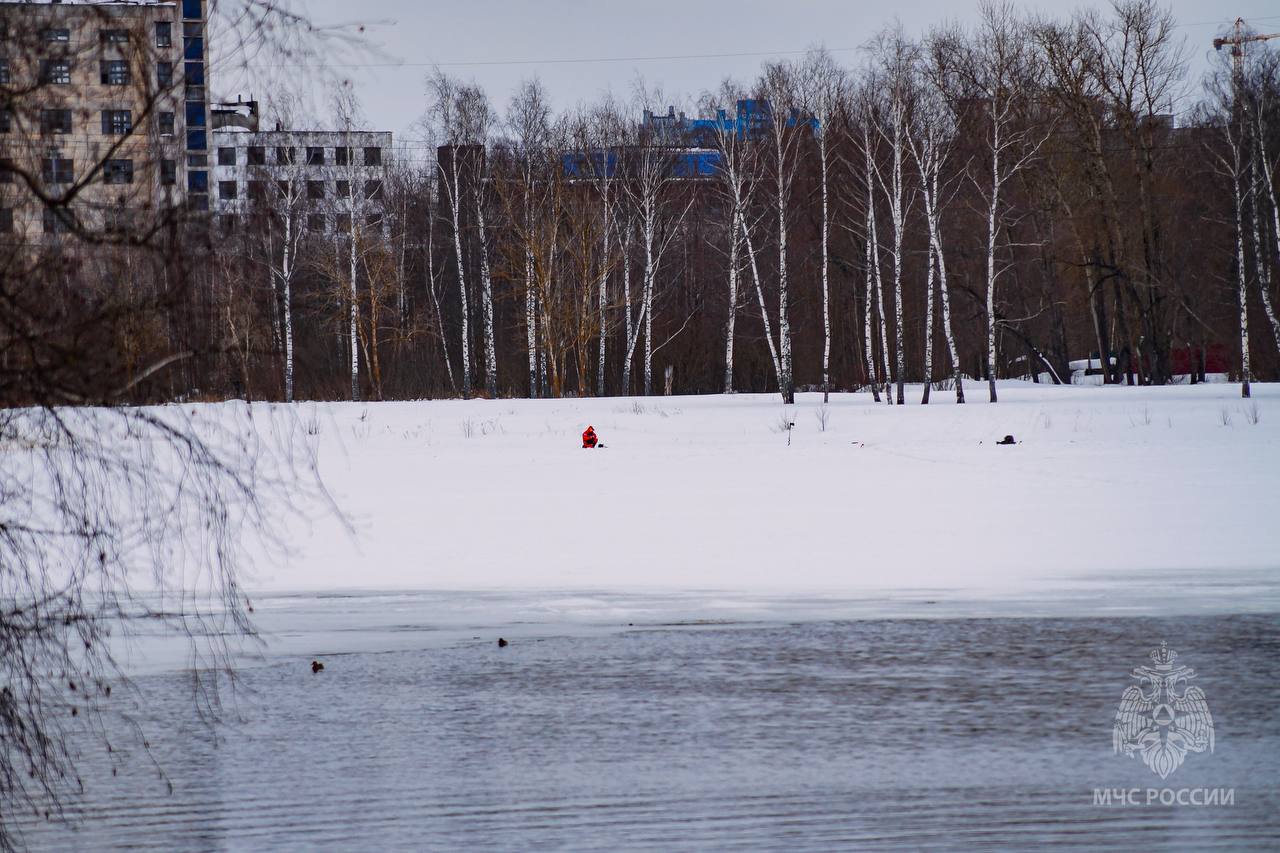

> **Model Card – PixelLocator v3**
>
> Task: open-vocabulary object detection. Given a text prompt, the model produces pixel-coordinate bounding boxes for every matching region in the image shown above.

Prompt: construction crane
[1213,17,1280,75]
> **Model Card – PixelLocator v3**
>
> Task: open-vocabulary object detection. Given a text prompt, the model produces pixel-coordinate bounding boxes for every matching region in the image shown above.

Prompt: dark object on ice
[311,660,324,673]
[997,435,1016,445]
[497,638,508,648]
[582,426,598,449]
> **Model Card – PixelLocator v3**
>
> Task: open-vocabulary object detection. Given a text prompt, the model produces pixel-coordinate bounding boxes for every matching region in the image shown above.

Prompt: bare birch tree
[758,62,802,403]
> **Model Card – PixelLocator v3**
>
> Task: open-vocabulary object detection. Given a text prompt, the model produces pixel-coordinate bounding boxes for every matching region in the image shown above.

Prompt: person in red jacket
[582,425,598,449]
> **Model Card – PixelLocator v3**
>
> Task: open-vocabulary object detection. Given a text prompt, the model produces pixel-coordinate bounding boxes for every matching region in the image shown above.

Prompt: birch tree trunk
[280,208,295,403]
[1248,154,1280,355]
[448,156,471,398]
[741,213,782,382]
[1234,159,1251,398]
[597,186,610,397]
[525,249,537,397]
[348,213,360,403]
[929,167,964,404]
[473,181,497,398]
[819,132,831,403]
[724,213,740,394]
[986,117,1002,404]
[922,236,936,405]
[889,112,906,406]
[642,212,655,397]
[863,223,881,403]
[620,217,636,395]
[776,167,794,404]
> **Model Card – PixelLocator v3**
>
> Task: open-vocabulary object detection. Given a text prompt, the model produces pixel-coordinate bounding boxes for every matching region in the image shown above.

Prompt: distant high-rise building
[0,0,210,238]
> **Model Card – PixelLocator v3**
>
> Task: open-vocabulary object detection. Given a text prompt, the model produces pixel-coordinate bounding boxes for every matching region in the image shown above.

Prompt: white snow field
[243,379,1278,602]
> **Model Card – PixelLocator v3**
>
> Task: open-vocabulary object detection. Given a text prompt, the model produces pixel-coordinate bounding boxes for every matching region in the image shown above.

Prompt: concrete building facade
[210,128,392,235]
[0,0,211,238]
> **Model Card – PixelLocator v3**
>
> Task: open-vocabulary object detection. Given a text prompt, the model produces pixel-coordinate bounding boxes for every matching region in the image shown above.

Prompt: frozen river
[15,577,1280,851]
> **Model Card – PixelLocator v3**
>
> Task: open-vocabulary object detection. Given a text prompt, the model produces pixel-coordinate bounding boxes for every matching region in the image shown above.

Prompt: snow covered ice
[244,380,1279,606]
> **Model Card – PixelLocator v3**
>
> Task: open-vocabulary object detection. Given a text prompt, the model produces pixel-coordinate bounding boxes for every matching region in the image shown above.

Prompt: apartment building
[210,128,392,235]
[0,0,210,239]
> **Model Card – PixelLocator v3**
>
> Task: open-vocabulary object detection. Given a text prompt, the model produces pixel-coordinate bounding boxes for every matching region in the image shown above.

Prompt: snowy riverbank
[238,380,1278,599]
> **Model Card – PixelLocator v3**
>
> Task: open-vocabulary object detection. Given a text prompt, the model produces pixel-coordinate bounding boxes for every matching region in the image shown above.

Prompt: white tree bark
[724,212,741,394]
[862,215,881,403]
[1236,164,1251,398]
[473,177,497,398]
[1249,148,1280,355]
[280,199,296,403]
[741,211,781,382]
[819,129,831,402]
[597,180,610,397]
[986,115,1002,404]
[925,165,964,403]
[445,154,471,398]
[348,195,360,403]
[775,145,794,404]
[864,124,893,404]
[887,101,906,406]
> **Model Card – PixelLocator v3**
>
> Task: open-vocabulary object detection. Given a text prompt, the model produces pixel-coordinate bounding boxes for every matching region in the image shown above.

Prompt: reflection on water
[15,593,1280,851]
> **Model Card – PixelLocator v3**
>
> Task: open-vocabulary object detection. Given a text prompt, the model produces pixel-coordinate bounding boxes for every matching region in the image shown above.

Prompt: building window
[217,147,236,166]
[336,180,350,197]
[185,102,206,127]
[0,158,14,183]
[185,84,206,104]
[40,60,72,85]
[334,147,351,166]
[306,147,325,166]
[43,28,71,43]
[247,180,266,201]
[307,180,325,200]
[184,37,204,61]
[0,108,11,134]
[275,146,295,165]
[100,29,130,45]
[101,110,132,135]
[187,128,207,150]
[104,159,134,185]
[156,22,173,48]
[247,146,266,166]
[43,206,74,235]
[183,0,203,20]
[366,213,384,230]
[364,147,382,166]
[336,213,352,231]
[184,62,205,86]
[365,180,383,200]
[160,159,177,185]
[157,62,174,88]
[42,158,74,184]
[218,180,238,200]
[308,214,325,232]
[188,169,209,193]
[100,61,131,86]
[41,109,73,135]
[0,208,12,234]
[159,112,175,136]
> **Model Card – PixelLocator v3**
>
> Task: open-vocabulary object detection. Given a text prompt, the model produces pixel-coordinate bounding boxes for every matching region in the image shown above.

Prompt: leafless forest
[5,1,1280,414]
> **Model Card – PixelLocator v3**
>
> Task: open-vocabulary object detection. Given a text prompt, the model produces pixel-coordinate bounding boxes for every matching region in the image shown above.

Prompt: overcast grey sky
[234,0,1280,156]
